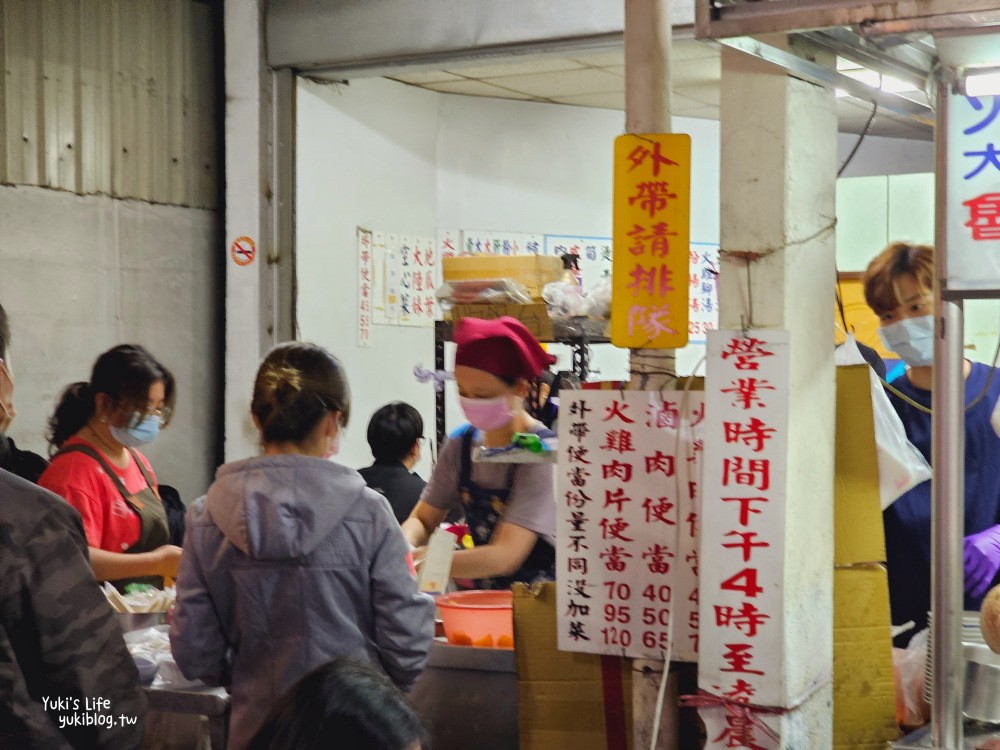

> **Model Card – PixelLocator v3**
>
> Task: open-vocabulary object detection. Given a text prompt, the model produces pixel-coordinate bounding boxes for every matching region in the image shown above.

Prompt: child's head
[247,658,426,750]
[366,402,423,465]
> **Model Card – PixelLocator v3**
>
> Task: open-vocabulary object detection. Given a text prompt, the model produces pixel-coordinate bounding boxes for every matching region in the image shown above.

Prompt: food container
[964,643,1000,722]
[117,612,167,633]
[436,590,514,649]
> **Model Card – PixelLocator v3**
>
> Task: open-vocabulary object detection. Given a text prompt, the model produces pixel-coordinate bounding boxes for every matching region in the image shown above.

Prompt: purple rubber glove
[964,524,1000,598]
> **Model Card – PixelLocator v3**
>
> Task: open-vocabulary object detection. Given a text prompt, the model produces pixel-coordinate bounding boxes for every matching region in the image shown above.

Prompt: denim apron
[56,443,170,590]
[459,425,557,590]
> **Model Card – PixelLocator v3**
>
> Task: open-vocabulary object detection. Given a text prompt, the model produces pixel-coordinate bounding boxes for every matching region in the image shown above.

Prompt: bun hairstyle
[252,342,350,444]
[48,344,175,453]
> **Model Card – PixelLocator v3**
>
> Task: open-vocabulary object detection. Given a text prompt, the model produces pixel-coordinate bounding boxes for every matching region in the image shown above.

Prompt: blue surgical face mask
[878,315,934,367]
[110,414,161,448]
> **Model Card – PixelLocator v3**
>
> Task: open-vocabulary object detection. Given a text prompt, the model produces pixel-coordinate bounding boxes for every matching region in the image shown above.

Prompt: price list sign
[698,330,790,748]
[356,228,373,347]
[556,391,701,660]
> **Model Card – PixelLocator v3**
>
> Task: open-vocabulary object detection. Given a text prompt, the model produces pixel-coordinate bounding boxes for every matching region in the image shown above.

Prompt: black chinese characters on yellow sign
[611,133,692,349]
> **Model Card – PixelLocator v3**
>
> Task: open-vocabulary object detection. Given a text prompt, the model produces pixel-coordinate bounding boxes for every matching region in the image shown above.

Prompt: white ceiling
[384,39,931,141]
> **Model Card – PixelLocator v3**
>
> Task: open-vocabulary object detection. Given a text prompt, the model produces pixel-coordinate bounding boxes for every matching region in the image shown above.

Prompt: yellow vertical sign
[611,133,692,349]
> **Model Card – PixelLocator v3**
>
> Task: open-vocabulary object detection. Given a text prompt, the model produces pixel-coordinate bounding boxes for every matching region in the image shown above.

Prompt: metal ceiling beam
[266,0,696,75]
[697,0,1000,40]
[721,35,934,127]
[798,28,932,89]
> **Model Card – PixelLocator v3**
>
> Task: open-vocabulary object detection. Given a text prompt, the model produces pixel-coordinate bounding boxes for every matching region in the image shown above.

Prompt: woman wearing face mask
[864,241,1000,645]
[402,316,558,589]
[171,342,434,750]
[38,344,181,588]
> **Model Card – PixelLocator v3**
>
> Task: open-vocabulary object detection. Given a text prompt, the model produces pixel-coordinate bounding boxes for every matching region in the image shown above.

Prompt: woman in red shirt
[39,344,181,588]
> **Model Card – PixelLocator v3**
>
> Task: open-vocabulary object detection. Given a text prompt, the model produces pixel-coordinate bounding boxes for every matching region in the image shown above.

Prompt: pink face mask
[460,395,514,431]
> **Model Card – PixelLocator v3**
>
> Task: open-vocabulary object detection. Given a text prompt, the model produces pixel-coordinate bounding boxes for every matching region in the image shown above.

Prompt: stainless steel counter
[893,720,1000,748]
[410,639,518,750]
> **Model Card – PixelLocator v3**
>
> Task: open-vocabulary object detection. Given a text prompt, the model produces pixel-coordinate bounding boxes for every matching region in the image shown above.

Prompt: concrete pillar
[623,1,680,747]
[223,0,295,461]
[716,45,837,743]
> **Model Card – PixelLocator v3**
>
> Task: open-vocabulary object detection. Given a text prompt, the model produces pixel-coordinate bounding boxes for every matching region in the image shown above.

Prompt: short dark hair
[252,342,351,444]
[246,658,426,750]
[48,344,176,452]
[367,402,422,463]
[0,303,9,361]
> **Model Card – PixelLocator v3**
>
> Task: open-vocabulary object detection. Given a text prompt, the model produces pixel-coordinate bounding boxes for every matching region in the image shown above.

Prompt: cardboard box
[443,255,564,299]
[451,302,554,341]
[513,583,632,750]
[832,365,897,749]
[834,365,885,566]
[833,567,898,749]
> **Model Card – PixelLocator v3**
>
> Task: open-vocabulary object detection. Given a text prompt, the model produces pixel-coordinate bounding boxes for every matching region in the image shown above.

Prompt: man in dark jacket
[0,469,147,748]
[358,402,427,524]
[0,303,47,483]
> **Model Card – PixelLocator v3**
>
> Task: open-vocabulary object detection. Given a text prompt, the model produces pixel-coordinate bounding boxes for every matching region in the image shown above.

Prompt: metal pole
[931,68,965,750]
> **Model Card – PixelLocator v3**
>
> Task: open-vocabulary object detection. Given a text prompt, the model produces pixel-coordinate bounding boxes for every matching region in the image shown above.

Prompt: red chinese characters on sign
[558,391,702,660]
[965,193,1000,240]
[699,330,789,721]
[612,133,690,349]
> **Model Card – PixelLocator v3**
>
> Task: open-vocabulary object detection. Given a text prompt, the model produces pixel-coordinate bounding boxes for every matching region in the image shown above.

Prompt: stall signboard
[357,228,373,347]
[698,329,790,746]
[946,92,1000,292]
[556,390,704,661]
[610,133,691,349]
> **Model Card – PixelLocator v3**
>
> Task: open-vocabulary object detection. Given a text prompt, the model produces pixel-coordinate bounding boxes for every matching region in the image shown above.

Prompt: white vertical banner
[398,236,417,327]
[688,244,720,343]
[406,236,437,327]
[673,393,704,663]
[556,390,703,660]
[384,234,400,324]
[698,329,790,748]
[356,228,373,347]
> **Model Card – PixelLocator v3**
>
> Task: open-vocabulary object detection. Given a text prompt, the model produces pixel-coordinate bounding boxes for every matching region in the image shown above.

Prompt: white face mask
[0,358,15,433]
[323,419,343,459]
[878,315,935,367]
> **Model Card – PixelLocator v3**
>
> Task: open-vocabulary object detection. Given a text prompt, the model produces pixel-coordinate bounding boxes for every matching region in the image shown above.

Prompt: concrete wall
[0,185,221,503]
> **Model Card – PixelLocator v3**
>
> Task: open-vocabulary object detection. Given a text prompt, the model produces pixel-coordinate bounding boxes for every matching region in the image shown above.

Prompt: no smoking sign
[230,236,256,266]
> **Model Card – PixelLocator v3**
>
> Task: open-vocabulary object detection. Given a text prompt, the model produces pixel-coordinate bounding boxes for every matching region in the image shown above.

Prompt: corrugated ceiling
[0,0,218,208]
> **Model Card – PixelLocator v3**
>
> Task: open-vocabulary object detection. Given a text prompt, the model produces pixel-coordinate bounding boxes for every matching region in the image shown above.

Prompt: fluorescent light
[964,69,1000,97]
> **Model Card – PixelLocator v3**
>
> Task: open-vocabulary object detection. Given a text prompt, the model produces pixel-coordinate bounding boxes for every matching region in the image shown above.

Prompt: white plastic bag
[892,626,930,729]
[836,335,932,510]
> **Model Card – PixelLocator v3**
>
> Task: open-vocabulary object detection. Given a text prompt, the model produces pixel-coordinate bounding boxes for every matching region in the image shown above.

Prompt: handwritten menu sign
[688,244,720,343]
[610,133,692,349]
[356,228,373,347]
[397,236,438,327]
[556,390,704,660]
[545,235,613,292]
[698,329,790,748]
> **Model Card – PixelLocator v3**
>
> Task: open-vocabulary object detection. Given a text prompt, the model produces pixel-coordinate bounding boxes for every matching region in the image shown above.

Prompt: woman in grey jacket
[170,343,435,750]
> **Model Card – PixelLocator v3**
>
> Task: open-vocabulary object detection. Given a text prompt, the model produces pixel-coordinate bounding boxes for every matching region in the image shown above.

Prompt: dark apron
[56,443,170,590]
[459,425,557,591]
